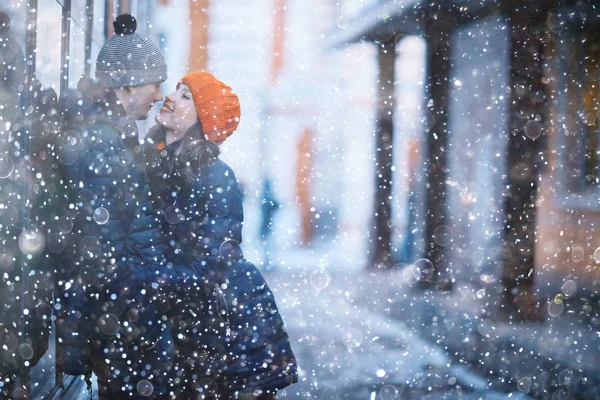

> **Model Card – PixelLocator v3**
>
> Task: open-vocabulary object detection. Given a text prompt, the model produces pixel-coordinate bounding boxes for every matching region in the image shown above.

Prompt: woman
[143,71,297,399]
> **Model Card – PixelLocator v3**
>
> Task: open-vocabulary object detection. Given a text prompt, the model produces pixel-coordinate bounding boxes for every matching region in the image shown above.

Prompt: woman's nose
[165,94,174,103]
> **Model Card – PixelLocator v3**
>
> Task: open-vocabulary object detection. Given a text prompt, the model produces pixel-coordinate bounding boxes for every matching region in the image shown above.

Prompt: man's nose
[154,86,163,102]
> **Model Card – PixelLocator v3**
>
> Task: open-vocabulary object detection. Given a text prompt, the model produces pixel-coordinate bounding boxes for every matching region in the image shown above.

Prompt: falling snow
[1,0,600,399]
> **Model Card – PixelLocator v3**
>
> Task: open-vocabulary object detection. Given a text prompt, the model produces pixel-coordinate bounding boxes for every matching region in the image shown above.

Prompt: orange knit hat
[179,71,241,142]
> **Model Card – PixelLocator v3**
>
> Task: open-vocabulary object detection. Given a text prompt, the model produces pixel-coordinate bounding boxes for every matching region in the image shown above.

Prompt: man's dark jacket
[55,80,203,398]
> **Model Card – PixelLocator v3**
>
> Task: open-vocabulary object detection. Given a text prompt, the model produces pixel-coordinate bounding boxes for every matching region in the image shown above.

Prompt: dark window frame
[6,0,96,397]
[551,6,600,210]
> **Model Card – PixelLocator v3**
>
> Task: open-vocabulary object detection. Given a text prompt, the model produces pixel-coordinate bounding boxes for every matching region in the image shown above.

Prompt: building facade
[328,0,600,319]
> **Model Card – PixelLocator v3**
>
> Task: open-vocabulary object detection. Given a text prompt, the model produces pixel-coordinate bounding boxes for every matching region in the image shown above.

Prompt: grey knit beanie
[95,14,167,88]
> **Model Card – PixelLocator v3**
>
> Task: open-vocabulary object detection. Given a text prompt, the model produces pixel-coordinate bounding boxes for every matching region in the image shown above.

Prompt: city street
[263,249,530,400]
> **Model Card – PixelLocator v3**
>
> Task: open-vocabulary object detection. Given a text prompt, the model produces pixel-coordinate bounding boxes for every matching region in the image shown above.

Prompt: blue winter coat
[54,81,206,397]
[145,140,297,398]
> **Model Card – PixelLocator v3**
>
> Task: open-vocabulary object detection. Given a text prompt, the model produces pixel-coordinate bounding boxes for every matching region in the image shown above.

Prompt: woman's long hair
[146,120,220,186]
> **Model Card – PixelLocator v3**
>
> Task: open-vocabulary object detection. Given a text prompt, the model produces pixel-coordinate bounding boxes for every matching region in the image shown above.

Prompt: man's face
[125,83,162,120]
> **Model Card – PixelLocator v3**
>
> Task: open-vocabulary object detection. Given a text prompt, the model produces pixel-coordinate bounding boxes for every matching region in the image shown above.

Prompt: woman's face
[156,83,198,144]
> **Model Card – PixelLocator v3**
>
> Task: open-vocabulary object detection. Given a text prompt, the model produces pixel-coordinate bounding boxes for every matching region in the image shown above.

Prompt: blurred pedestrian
[259,179,280,268]
[399,138,420,264]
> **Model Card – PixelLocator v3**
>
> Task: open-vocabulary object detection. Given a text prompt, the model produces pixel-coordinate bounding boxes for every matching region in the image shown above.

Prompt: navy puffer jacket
[54,80,205,398]
[145,139,297,398]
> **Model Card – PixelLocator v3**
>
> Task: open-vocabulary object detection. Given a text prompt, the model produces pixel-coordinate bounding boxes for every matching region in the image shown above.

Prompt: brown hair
[146,120,220,185]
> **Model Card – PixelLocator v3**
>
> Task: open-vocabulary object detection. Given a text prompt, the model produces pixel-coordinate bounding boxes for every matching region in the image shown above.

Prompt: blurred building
[326,0,600,324]
[324,1,600,397]
[197,0,427,274]
[171,0,400,271]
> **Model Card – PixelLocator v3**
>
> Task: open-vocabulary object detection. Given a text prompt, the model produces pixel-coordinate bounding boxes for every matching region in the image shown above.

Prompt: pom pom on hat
[180,71,241,142]
[113,13,137,35]
[0,12,11,34]
[95,13,166,87]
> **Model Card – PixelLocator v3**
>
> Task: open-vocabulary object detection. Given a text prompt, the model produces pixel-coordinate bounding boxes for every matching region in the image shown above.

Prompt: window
[580,26,599,186]
[36,0,63,91]
[0,1,101,397]
[552,9,600,202]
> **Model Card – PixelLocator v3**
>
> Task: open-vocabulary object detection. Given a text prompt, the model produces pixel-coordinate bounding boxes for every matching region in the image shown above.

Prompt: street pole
[16,1,39,396]
[84,0,94,77]
[370,38,396,269]
[421,9,453,288]
[60,0,71,94]
[498,0,552,321]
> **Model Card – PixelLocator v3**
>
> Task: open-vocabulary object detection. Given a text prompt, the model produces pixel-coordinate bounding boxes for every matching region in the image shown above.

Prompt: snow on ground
[264,244,531,399]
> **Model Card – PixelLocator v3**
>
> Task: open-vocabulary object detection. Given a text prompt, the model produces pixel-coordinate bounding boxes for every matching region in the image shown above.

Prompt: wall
[535,9,600,302]
[446,15,509,285]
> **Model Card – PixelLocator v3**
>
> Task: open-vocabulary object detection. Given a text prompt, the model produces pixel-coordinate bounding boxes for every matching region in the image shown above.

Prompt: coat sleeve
[221,261,298,395]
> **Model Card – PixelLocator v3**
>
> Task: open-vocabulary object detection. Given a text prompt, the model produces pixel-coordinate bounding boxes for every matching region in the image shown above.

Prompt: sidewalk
[261,245,530,399]
[259,243,599,399]
[353,271,600,400]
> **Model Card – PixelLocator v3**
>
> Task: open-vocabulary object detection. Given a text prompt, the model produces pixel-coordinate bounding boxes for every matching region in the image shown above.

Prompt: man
[55,14,197,398]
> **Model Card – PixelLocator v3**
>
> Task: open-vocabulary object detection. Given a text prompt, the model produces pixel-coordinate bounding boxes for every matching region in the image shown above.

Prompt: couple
[55,14,296,399]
